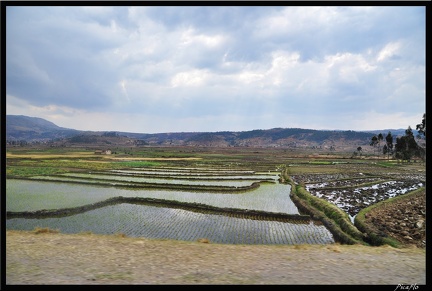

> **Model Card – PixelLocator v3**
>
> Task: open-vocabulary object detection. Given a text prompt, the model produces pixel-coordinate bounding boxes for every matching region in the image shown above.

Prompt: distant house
[95,149,112,155]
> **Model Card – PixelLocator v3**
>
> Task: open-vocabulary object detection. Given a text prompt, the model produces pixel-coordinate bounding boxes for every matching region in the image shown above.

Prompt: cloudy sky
[6,5,426,133]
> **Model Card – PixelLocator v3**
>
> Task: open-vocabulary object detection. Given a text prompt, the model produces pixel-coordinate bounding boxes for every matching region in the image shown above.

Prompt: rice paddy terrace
[5,146,426,247]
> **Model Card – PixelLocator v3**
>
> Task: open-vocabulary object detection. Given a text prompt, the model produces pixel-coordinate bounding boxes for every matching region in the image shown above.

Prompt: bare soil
[364,189,426,249]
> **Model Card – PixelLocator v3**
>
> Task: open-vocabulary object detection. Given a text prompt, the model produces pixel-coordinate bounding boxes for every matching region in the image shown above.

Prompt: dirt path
[6,230,426,285]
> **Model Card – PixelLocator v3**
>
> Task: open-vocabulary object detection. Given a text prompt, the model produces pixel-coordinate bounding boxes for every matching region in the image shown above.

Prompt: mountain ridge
[5,115,414,150]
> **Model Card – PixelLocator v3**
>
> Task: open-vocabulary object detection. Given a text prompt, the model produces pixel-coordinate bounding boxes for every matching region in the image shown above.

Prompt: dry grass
[326,244,342,253]
[33,227,59,234]
[293,244,309,250]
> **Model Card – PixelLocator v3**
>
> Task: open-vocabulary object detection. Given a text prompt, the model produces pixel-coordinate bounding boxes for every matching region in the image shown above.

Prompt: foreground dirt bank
[6,230,426,285]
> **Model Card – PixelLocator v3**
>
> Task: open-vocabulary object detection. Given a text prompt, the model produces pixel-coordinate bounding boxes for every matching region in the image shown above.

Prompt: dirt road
[5,230,426,285]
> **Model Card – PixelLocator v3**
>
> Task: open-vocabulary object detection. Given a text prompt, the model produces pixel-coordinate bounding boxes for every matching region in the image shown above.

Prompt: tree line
[368,113,425,161]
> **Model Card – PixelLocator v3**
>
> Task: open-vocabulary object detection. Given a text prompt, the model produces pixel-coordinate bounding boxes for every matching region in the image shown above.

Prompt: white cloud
[377,42,401,62]
[80,6,114,16]
[254,6,351,39]
[325,52,378,85]
[171,69,210,87]
[6,6,425,133]
[119,80,130,101]
[179,27,226,48]
[7,94,80,121]
[352,111,423,131]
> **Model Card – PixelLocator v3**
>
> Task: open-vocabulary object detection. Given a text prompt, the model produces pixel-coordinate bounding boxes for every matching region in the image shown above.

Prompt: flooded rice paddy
[7,167,336,244]
[6,160,426,245]
[7,203,333,245]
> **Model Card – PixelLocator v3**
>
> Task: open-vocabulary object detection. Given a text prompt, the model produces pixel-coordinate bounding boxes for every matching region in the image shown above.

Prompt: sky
[5,5,426,134]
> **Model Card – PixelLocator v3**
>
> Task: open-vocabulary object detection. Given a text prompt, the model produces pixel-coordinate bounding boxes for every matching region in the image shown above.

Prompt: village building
[94,149,112,155]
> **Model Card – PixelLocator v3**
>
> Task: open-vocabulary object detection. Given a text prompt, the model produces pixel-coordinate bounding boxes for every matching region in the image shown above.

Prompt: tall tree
[415,113,426,150]
[370,135,378,154]
[394,126,424,161]
[383,131,393,160]
[377,133,384,154]
[416,113,426,137]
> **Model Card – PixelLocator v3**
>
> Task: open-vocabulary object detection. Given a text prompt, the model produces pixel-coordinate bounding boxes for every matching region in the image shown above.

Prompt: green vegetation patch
[375,161,402,168]
[7,160,162,178]
[6,166,66,177]
[290,182,366,245]
[308,161,333,165]
[115,161,161,168]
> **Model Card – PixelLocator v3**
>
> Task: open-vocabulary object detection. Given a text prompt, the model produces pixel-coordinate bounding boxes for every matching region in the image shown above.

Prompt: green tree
[370,135,378,154]
[383,131,393,160]
[377,133,384,153]
[416,113,426,137]
[415,113,426,150]
[351,146,362,158]
[394,126,424,162]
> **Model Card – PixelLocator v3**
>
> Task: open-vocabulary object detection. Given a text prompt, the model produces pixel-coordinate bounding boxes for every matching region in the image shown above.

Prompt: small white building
[95,149,112,155]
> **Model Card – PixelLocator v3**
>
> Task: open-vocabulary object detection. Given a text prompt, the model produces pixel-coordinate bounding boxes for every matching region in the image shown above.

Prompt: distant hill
[6,115,79,141]
[5,115,418,151]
